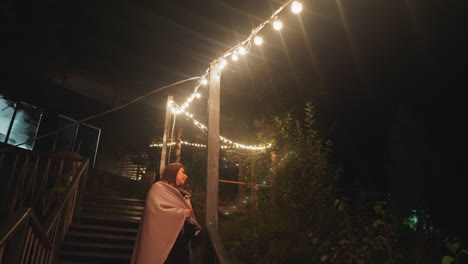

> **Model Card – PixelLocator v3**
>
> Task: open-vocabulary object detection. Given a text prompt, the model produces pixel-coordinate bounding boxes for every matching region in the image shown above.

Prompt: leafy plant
[442,240,468,264]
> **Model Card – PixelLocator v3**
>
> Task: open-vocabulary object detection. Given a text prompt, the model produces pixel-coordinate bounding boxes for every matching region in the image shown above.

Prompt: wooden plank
[206,63,221,229]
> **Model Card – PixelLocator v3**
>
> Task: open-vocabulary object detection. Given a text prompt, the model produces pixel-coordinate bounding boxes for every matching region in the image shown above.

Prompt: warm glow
[291,1,303,14]
[238,47,247,55]
[273,20,283,30]
[201,78,208,85]
[232,54,238,61]
[254,36,263,45]
[220,59,227,69]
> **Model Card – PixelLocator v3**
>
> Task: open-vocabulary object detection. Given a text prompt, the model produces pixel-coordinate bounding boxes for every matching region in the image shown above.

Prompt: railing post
[74,160,89,217]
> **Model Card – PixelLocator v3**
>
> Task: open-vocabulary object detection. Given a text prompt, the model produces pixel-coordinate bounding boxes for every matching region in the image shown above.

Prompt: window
[0,95,43,150]
[53,115,101,167]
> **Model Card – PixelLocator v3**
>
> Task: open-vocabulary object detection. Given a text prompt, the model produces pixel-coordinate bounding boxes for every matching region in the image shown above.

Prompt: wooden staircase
[56,195,145,264]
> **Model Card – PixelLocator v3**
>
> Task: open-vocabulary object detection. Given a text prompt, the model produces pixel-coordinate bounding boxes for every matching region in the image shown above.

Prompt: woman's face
[175,167,188,187]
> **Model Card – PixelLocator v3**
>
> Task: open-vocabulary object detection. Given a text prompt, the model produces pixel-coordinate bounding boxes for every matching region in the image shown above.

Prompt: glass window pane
[54,115,78,152]
[75,123,101,167]
[7,102,43,150]
[0,96,16,143]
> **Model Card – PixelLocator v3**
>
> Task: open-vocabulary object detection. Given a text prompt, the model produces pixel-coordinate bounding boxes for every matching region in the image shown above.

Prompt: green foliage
[265,102,336,227]
[221,102,339,262]
[442,240,468,264]
[220,102,466,264]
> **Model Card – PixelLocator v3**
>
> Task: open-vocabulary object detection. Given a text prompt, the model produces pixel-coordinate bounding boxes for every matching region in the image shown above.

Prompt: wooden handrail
[0,208,53,249]
[45,159,88,233]
[0,154,89,264]
[0,208,29,245]
[0,148,87,162]
[27,209,53,249]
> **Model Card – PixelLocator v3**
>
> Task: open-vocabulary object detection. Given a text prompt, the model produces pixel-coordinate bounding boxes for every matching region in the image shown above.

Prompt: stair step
[82,201,144,211]
[59,250,131,264]
[84,195,144,205]
[79,213,141,221]
[65,232,136,244]
[58,261,104,264]
[69,224,138,236]
[77,213,140,229]
[56,196,143,263]
[62,241,134,253]
[80,207,143,217]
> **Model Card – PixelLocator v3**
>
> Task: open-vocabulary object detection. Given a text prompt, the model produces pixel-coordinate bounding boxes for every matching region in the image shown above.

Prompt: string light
[220,59,228,69]
[291,1,303,14]
[168,1,303,115]
[165,0,303,152]
[254,36,263,45]
[273,20,283,30]
[150,141,207,148]
[237,47,247,55]
[182,111,272,150]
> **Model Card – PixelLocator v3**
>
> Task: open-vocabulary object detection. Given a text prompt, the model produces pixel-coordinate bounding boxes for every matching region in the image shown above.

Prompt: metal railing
[0,150,89,264]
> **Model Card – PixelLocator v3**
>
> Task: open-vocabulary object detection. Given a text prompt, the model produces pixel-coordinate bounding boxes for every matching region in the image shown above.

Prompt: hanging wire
[0,77,199,152]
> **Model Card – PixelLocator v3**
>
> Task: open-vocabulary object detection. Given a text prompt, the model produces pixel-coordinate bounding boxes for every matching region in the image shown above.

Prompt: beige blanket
[131,181,200,264]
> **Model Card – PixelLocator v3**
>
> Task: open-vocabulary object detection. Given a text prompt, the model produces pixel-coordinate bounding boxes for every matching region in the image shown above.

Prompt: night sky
[2,0,466,236]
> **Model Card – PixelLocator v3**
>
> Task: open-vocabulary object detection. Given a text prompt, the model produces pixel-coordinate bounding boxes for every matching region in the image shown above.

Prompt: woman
[131,163,202,264]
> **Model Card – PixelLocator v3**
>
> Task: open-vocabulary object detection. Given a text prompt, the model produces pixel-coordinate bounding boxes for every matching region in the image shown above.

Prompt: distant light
[232,54,238,61]
[238,47,247,55]
[195,93,201,98]
[291,1,303,14]
[201,78,208,85]
[273,20,283,30]
[254,36,263,45]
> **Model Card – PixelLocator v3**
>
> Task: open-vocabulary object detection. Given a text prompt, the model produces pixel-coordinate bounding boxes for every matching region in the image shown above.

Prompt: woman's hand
[184,209,192,219]
[195,230,201,237]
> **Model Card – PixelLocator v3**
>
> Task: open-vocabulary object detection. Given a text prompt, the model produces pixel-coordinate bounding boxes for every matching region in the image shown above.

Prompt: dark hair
[160,163,185,184]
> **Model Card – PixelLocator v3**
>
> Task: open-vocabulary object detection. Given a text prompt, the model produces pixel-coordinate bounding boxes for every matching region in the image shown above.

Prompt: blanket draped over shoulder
[131,181,201,264]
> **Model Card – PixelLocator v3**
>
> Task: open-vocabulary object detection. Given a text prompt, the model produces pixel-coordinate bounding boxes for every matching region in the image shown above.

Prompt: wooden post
[206,62,221,229]
[159,95,173,181]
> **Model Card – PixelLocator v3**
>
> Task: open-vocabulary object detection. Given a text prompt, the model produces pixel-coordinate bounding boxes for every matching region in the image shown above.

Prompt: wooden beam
[206,63,221,229]
[159,95,173,181]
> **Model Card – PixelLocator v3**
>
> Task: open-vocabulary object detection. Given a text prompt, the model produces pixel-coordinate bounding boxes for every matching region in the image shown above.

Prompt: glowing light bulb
[195,93,201,98]
[238,47,247,55]
[273,20,283,30]
[291,1,303,14]
[220,59,227,69]
[201,78,208,85]
[232,54,238,61]
[254,36,263,45]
